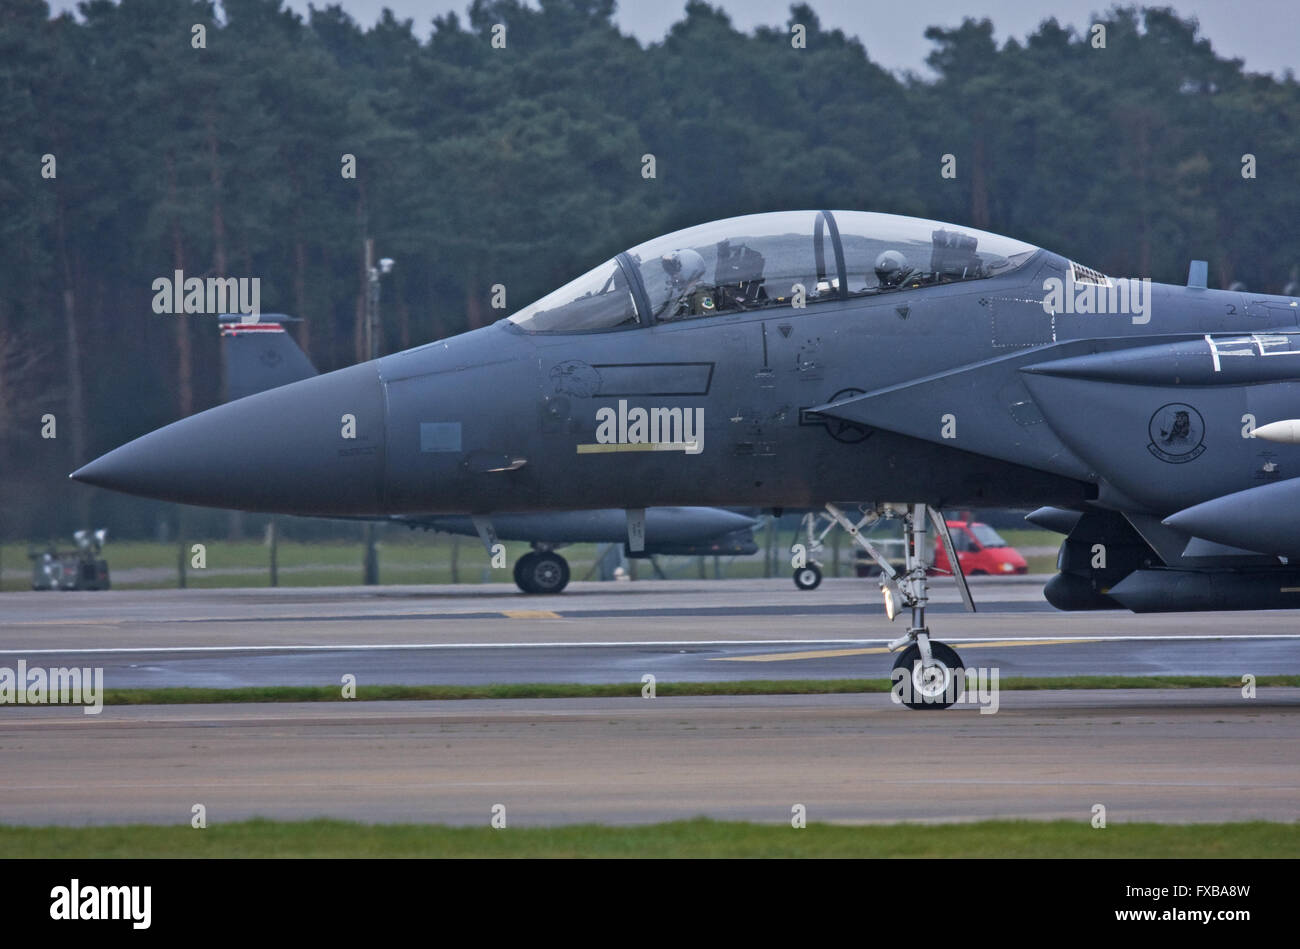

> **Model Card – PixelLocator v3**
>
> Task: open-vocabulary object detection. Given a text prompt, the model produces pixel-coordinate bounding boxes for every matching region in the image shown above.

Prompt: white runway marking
[1,633,1298,656]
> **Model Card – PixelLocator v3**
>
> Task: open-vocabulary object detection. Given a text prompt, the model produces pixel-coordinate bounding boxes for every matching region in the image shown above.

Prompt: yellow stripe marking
[501,610,561,619]
[712,638,1093,662]
[716,646,893,662]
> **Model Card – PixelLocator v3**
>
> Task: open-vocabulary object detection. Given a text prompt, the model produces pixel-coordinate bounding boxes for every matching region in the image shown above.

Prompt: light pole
[365,244,394,360]
[362,240,394,586]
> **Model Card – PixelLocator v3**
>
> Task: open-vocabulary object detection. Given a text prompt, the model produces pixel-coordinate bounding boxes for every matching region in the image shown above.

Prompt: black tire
[512,552,536,592]
[891,641,964,710]
[518,551,569,594]
[793,564,822,590]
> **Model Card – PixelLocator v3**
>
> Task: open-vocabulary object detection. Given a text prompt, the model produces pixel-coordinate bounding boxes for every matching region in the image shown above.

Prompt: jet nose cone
[70,453,145,491]
[70,362,387,515]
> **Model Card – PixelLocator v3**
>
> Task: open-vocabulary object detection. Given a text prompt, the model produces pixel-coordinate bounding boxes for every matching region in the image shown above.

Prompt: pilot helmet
[874,250,909,286]
[661,248,707,289]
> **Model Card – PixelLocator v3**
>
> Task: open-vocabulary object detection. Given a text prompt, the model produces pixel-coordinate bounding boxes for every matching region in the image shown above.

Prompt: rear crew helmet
[874,250,910,286]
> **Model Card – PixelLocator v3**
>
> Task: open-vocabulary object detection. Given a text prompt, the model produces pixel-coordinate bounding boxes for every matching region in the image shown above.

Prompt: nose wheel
[793,564,822,590]
[513,550,570,594]
[823,502,976,711]
[891,641,964,710]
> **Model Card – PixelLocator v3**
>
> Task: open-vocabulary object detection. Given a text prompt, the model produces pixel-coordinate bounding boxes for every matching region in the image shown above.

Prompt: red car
[932,520,1028,576]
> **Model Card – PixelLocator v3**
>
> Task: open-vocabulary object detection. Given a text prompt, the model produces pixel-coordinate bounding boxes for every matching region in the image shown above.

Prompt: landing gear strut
[824,503,975,710]
[792,510,841,590]
[513,549,570,594]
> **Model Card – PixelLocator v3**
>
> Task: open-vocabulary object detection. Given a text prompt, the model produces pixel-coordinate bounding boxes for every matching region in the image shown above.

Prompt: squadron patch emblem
[1148,403,1206,463]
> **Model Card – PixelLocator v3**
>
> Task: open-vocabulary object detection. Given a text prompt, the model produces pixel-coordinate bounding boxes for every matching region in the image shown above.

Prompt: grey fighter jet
[217,315,758,593]
[75,210,1300,707]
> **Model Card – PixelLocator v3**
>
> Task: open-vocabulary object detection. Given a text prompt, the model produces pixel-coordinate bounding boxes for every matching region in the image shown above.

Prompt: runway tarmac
[1,578,1297,687]
[2,578,1297,827]
[2,637,1297,688]
[2,691,1297,826]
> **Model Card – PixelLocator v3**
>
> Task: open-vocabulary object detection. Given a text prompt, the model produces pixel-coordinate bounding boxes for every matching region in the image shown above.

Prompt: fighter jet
[75,209,1300,707]
[217,315,758,593]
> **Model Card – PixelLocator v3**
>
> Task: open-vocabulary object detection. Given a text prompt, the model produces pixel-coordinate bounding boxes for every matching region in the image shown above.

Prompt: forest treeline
[2,0,1298,538]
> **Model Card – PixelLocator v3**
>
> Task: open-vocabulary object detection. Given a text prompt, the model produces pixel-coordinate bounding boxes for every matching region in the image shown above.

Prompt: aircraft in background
[77,209,1300,707]
[220,315,757,593]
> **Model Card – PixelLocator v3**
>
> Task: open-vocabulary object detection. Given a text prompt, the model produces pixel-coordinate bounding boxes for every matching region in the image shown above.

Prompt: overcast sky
[49,0,1299,77]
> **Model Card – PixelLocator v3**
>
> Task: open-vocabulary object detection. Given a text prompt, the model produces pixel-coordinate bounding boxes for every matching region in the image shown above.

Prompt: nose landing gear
[891,640,965,710]
[470,516,572,595]
[793,563,822,589]
[823,502,975,710]
[792,509,847,590]
[513,549,570,594]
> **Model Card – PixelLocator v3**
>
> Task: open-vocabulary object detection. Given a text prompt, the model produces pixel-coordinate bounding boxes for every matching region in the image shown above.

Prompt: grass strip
[0,817,1295,858]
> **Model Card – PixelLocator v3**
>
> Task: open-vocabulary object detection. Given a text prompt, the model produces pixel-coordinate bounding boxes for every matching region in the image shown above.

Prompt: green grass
[3,538,770,590]
[2,526,1068,590]
[1025,554,1059,574]
[3,538,591,590]
[80,675,1300,706]
[0,817,1293,858]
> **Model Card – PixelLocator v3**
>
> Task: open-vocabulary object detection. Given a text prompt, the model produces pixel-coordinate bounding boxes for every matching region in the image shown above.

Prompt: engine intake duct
[1043,508,1159,611]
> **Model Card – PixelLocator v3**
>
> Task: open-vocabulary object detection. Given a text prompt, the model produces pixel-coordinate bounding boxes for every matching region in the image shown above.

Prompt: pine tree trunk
[206,114,227,276]
[970,127,990,228]
[397,292,410,351]
[354,185,369,363]
[56,199,89,526]
[465,271,483,330]
[294,238,310,359]
[166,153,194,419]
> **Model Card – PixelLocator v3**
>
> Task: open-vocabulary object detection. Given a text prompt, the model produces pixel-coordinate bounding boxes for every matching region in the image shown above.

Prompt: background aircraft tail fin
[219,314,318,402]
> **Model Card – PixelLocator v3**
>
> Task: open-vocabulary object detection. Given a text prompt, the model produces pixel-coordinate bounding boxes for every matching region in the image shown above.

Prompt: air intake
[1070,261,1111,286]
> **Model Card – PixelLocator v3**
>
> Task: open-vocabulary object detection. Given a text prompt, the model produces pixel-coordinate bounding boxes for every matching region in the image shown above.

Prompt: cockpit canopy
[506,210,1039,333]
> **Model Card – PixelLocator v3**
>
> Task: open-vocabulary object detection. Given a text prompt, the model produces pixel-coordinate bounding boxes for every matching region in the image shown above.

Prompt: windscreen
[507,258,639,333]
[834,211,1038,295]
[626,211,836,321]
[970,524,1010,548]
